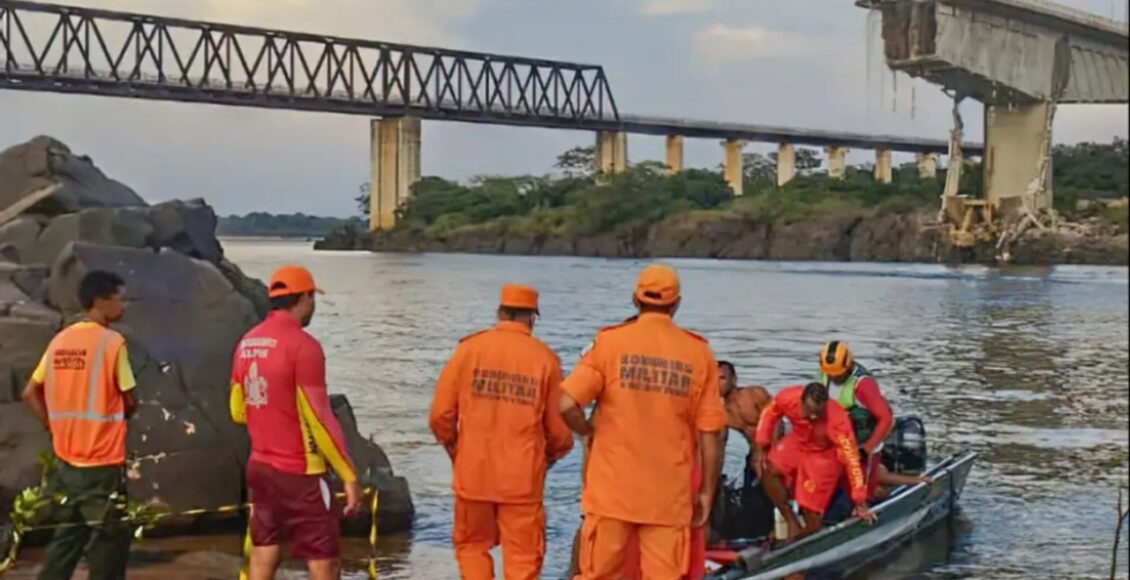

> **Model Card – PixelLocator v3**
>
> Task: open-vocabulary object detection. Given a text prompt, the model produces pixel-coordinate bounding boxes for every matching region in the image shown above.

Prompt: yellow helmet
[820,341,854,378]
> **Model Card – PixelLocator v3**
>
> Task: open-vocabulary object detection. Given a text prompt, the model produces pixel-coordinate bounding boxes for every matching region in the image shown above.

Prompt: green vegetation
[217,212,359,238]
[362,139,1128,242]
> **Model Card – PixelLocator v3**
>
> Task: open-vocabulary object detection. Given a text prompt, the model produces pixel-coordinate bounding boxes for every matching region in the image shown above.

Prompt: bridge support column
[369,117,422,231]
[723,139,745,196]
[984,102,1053,210]
[916,153,938,179]
[825,146,848,180]
[776,143,796,187]
[873,149,893,184]
[595,131,628,175]
[665,135,685,173]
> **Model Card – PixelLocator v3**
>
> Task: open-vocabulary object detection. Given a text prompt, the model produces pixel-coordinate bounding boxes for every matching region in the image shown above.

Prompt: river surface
[47,239,1130,579]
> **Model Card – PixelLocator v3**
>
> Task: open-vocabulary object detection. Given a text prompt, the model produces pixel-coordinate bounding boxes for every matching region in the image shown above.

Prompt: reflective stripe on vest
[820,364,877,443]
[46,329,125,423]
[819,364,871,410]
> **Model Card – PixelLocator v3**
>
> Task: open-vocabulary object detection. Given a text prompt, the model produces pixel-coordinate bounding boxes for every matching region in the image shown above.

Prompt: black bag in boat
[708,455,774,543]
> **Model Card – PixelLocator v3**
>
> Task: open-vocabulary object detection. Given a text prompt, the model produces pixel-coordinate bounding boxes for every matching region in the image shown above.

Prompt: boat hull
[708,451,977,580]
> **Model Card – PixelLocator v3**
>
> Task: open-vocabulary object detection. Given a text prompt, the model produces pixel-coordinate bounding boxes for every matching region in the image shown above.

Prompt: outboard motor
[881,415,927,475]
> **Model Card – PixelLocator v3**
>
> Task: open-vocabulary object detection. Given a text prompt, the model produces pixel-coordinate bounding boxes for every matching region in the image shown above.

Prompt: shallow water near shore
[9,239,1128,579]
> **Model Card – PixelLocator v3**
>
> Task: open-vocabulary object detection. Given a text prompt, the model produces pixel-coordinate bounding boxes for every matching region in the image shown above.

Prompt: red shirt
[847,375,894,452]
[229,311,357,482]
[756,386,867,505]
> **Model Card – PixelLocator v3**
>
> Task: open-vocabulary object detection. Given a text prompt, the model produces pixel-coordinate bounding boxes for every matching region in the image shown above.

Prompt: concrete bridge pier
[916,153,938,179]
[723,139,746,196]
[665,135,685,173]
[369,117,422,231]
[984,102,1053,210]
[825,146,848,180]
[596,131,628,175]
[874,149,893,184]
[776,143,797,186]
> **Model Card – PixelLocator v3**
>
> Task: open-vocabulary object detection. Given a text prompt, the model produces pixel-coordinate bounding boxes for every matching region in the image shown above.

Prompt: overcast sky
[2,0,1127,217]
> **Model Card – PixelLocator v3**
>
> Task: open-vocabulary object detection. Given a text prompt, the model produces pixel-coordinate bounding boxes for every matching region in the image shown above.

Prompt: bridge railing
[0,0,621,127]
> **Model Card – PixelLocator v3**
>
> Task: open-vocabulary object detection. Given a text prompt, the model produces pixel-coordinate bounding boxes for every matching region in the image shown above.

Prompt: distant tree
[742,153,776,194]
[797,148,822,172]
[555,146,595,178]
[355,183,370,218]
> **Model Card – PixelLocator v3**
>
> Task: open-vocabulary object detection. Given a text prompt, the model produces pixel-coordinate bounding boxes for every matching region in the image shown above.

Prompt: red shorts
[246,460,340,560]
[767,433,844,515]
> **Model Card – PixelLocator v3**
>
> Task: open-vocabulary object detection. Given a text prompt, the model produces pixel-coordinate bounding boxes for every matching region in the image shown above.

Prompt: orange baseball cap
[634,264,681,306]
[268,265,324,298]
[500,284,539,313]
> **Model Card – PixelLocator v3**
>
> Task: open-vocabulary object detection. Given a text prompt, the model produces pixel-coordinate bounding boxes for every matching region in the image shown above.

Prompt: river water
[93,239,1130,579]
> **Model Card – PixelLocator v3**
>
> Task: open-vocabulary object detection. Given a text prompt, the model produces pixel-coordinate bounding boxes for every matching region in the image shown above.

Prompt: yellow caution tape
[368,488,379,580]
[239,506,252,580]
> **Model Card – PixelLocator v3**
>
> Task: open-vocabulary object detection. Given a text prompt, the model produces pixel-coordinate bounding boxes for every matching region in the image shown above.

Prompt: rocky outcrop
[0,136,144,215]
[317,209,1128,266]
[0,137,412,535]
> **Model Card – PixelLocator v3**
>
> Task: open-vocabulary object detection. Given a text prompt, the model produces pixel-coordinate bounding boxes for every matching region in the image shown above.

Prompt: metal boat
[705,451,977,579]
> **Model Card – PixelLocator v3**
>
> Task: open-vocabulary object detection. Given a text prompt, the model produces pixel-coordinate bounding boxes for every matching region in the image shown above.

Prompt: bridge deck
[0,0,971,155]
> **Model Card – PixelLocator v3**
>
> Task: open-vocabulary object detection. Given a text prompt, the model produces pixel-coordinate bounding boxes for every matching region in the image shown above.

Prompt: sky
[1,0,1127,217]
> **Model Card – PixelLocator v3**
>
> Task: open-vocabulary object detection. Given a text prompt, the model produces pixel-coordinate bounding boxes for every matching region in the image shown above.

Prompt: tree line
[327,138,1130,241]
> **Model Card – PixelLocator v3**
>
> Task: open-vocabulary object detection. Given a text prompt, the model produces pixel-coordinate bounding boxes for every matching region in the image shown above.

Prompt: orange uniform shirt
[755,386,868,505]
[562,313,726,527]
[429,321,574,504]
[31,322,136,468]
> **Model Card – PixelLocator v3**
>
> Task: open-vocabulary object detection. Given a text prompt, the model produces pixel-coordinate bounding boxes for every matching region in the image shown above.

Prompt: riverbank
[318,141,1129,266]
[316,208,1129,265]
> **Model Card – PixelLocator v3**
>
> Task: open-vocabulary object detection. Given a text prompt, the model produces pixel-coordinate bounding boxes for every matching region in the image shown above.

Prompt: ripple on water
[218,240,1129,579]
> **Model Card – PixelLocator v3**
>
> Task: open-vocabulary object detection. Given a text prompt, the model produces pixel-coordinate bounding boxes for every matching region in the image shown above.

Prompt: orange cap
[635,264,680,306]
[268,265,324,298]
[500,284,539,313]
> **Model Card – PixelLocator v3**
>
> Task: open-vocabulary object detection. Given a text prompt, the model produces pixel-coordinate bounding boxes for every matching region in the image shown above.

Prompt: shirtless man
[718,361,774,448]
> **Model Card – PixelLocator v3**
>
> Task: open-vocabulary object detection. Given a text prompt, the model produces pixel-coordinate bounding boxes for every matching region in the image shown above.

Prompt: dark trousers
[37,463,130,580]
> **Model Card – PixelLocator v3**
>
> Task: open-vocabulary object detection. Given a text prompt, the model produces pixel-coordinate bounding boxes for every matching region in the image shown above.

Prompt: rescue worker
[753,382,876,541]
[21,270,137,580]
[428,284,574,580]
[229,265,361,580]
[559,264,725,580]
[818,341,894,495]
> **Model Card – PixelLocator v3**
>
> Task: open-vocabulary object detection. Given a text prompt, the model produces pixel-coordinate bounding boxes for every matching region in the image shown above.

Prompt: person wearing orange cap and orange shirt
[229,265,362,580]
[559,264,725,580]
[429,284,574,580]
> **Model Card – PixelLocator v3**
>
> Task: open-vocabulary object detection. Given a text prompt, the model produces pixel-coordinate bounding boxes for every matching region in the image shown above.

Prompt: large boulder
[331,396,414,533]
[147,199,224,263]
[0,216,46,263]
[0,136,144,215]
[27,207,154,266]
[0,136,413,535]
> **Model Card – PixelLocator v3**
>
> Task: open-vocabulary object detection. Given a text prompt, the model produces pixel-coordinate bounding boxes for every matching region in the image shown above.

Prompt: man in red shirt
[229,266,361,580]
[753,383,876,541]
[818,341,894,498]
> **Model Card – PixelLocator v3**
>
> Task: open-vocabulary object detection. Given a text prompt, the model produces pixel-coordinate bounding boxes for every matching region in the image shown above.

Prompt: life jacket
[819,363,879,446]
[43,323,129,467]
